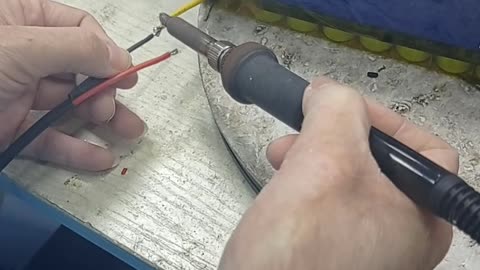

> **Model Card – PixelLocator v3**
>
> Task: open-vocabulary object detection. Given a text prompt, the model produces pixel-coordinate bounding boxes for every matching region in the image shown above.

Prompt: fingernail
[302,84,314,113]
[106,41,132,71]
[310,76,337,88]
[130,121,149,144]
[140,121,149,138]
[106,99,116,123]
[111,156,120,168]
[83,138,108,149]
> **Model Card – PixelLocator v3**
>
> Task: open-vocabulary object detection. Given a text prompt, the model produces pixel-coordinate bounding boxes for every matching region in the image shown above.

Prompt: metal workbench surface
[3,0,480,269]
[4,0,254,269]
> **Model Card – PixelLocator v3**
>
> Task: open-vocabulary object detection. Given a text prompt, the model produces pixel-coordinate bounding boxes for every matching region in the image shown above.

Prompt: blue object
[0,192,58,269]
[0,174,154,270]
[263,0,480,58]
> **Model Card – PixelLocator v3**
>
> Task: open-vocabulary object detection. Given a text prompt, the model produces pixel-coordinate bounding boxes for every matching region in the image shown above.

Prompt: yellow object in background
[436,56,471,74]
[177,0,480,81]
[251,6,284,23]
[286,17,318,33]
[396,46,430,62]
[172,0,204,17]
[323,26,354,42]
[359,36,391,52]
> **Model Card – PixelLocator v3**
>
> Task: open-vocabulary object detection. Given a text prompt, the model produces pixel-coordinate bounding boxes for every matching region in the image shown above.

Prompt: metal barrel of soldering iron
[160,13,480,243]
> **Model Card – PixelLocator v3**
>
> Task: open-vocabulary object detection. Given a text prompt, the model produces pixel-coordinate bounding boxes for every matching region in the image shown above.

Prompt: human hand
[220,77,459,270]
[0,0,145,171]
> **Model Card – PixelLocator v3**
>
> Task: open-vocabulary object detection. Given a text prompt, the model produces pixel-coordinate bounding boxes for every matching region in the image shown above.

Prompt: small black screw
[367,72,379,78]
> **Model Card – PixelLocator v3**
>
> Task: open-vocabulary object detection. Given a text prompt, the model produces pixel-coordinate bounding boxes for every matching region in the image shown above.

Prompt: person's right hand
[220,77,459,270]
[0,0,145,171]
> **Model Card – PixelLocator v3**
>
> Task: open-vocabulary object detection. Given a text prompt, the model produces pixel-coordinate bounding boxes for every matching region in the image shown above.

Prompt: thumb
[1,26,131,80]
[266,134,298,170]
[278,77,372,181]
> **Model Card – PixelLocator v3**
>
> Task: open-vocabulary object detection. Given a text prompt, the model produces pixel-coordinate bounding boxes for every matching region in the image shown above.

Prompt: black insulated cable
[125,33,155,54]
[0,100,72,171]
[0,32,158,173]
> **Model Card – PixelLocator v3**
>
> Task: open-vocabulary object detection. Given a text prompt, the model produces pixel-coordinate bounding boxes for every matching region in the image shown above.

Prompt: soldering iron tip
[170,49,179,55]
[159,13,171,26]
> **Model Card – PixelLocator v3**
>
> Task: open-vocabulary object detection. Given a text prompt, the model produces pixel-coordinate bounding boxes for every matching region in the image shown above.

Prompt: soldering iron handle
[159,11,480,243]
[221,42,306,131]
[220,42,480,242]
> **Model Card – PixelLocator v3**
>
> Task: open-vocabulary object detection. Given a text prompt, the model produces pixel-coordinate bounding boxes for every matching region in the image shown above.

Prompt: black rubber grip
[220,43,480,243]
[222,43,307,131]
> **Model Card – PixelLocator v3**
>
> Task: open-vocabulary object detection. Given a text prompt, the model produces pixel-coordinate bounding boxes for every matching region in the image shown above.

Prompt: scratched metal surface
[199,6,480,269]
[4,1,255,269]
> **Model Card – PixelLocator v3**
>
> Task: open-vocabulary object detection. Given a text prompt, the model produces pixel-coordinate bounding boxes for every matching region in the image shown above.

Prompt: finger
[266,134,297,170]
[33,73,138,110]
[75,88,117,124]
[74,72,137,89]
[304,77,414,145]
[41,1,107,30]
[298,77,451,151]
[38,0,114,46]
[427,220,454,269]
[274,77,371,186]
[2,26,131,79]
[367,100,452,151]
[105,101,145,140]
[114,73,139,89]
[289,77,370,163]
[8,0,107,36]
[21,127,118,172]
[40,2,135,83]
[365,100,458,173]
[51,73,76,81]
[417,148,459,174]
[301,77,458,174]
[40,0,128,68]
[301,77,371,141]
[33,78,73,110]
[26,1,133,83]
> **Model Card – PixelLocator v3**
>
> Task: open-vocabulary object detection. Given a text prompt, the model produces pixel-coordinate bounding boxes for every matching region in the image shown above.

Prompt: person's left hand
[0,0,145,171]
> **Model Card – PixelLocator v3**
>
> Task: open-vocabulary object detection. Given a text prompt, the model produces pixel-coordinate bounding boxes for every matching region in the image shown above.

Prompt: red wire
[72,51,173,106]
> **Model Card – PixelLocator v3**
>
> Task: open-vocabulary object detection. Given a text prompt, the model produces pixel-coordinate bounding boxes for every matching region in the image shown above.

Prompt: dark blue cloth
[276,0,480,50]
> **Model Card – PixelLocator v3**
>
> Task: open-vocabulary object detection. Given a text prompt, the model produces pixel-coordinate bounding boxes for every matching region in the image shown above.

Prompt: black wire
[126,33,155,53]
[0,33,156,173]
[0,100,73,171]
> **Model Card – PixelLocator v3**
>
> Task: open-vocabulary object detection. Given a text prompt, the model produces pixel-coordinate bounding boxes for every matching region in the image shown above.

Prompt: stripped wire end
[153,25,165,37]
[170,49,179,55]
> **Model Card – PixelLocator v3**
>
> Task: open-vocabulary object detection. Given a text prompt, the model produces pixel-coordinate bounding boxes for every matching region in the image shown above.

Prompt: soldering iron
[159,13,480,243]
